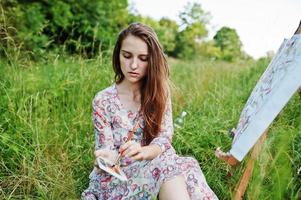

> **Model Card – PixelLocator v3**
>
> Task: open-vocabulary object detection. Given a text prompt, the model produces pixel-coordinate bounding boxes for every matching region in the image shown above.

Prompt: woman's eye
[140,57,148,62]
[123,54,131,59]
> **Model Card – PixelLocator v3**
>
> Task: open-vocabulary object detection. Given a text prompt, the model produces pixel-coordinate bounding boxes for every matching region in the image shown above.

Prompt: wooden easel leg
[294,20,301,34]
[215,147,238,167]
[233,129,268,200]
[215,128,239,167]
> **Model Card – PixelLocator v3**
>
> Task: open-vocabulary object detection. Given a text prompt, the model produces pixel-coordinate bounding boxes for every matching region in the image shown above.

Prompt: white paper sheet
[230,34,301,161]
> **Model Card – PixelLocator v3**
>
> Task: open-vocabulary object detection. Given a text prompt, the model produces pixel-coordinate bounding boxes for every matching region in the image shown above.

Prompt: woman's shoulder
[93,83,117,105]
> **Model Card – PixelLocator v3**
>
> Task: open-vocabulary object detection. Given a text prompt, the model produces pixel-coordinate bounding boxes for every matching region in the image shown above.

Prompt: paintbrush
[111,121,140,168]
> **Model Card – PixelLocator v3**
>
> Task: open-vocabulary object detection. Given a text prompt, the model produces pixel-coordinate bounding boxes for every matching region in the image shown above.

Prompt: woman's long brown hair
[112,23,169,145]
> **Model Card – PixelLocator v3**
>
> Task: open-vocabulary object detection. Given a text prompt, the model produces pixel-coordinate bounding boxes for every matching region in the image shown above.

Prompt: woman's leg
[159,175,190,200]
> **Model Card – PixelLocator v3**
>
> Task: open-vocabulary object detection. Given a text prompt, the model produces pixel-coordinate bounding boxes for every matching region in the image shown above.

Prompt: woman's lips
[128,72,139,77]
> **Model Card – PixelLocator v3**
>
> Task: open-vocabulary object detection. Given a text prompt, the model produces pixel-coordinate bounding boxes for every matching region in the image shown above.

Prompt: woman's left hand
[120,141,147,161]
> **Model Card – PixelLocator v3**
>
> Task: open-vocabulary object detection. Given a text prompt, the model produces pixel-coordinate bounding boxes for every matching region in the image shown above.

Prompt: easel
[233,129,268,199]
[215,129,268,199]
[216,20,301,199]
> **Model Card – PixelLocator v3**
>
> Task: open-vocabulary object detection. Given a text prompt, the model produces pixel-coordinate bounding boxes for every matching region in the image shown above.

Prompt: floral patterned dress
[82,84,218,200]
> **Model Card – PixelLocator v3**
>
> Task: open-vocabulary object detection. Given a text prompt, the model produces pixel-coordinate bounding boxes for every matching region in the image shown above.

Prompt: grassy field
[0,55,300,199]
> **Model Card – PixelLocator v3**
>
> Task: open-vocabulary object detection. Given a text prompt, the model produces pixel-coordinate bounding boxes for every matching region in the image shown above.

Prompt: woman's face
[119,35,149,84]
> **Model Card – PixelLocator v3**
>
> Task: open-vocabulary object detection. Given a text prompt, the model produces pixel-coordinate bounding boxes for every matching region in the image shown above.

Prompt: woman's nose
[130,58,138,70]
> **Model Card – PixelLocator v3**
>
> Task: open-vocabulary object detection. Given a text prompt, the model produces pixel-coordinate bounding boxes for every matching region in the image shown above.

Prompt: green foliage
[1,2,297,198]
[178,2,210,28]
[1,55,300,199]
[174,2,209,59]
[0,2,49,62]
[157,18,179,54]
[129,15,179,56]
[213,26,243,61]
[0,0,250,61]
[0,56,113,198]
[197,41,223,60]
[0,0,129,59]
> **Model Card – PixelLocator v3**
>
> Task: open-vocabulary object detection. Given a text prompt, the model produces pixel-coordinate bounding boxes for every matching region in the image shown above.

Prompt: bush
[0,0,129,59]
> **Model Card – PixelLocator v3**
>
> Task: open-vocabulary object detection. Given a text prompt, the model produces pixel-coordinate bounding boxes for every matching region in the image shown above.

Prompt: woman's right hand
[94,149,118,174]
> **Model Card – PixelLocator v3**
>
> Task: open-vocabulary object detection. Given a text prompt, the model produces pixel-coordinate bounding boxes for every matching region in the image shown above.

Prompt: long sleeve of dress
[92,95,114,151]
[150,97,174,153]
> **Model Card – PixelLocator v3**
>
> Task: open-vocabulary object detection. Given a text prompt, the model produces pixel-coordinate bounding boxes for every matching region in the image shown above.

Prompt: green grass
[0,56,300,199]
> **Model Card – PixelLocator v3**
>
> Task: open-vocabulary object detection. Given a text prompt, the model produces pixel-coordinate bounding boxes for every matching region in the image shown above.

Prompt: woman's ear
[294,20,301,34]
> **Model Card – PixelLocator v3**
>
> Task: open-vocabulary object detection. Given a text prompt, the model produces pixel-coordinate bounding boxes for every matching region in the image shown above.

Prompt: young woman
[82,23,218,200]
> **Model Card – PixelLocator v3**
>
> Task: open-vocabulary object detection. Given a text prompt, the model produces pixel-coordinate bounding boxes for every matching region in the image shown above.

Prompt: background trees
[1,1,299,199]
[0,0,247,61]
[213,26,242,61]
[1,0,129,58]
[174,2,209,59]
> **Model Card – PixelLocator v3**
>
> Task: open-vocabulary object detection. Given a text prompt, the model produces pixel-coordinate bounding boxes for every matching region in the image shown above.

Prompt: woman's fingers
[132,152,144,161]
[121,141,142,158]
[98,141,143,161]
[126,146,141,157]
[94,149,109,158]
[120,141,135,153]
[94,149,116,158]
[94,149,117,164]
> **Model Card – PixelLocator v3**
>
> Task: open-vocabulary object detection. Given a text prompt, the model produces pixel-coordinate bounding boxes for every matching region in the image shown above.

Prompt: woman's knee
[159,175,190,200]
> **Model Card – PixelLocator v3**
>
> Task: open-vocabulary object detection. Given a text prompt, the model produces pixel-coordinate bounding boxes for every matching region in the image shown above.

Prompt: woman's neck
[117,80,141,103]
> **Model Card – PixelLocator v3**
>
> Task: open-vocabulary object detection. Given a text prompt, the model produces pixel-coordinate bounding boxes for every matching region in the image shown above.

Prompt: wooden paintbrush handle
[114,122,140,166]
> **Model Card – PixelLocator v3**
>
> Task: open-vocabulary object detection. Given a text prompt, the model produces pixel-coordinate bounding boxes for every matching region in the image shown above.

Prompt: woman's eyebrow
[121,50,131,54]
[121,49,148,56]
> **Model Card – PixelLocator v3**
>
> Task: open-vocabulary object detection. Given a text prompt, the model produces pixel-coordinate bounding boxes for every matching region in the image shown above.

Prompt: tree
[174,2,210,59]
[213,26,242,61]
[0,0,129,59]
[178,2,209,29]
[129,15,179,56]
[157,18,179,55]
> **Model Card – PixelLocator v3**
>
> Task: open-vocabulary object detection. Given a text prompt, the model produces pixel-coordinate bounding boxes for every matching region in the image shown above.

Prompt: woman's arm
[121,97,174,160]
[121,140,162,160]
[92,94,117,162]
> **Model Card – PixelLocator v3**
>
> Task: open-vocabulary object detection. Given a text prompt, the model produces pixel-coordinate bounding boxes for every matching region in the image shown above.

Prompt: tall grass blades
[0,55,300,199]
